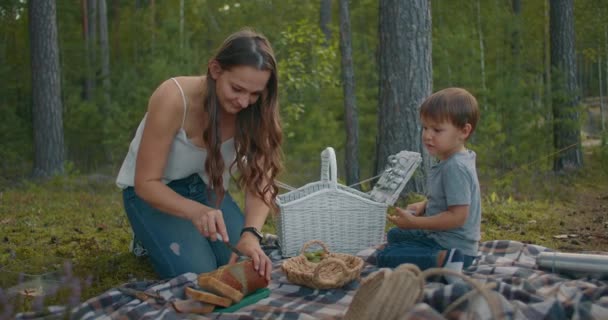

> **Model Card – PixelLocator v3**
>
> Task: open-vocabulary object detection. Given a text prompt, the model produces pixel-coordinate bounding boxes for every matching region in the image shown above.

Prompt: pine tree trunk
[150,0,156,51]
[376,0,432,195]
[99,0,110,115]
[84,0,97,100]
[320,0,332,42]
[339,0,360,189]
[476,0,486,107]
[600,57,605,132]
[603,26,607,132]
[550,0,582,171]
[81,0,93,100]
[180,0,185,53]
[29,0,65,177]
[543,0,552,114]
[511,0,521,70]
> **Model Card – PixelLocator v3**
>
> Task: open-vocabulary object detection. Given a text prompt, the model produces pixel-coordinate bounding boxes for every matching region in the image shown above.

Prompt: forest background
[1,0,608,311]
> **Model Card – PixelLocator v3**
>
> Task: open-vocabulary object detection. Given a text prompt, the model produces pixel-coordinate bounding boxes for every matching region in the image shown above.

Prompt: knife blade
[216,234,247,259]
[117,287,166,303]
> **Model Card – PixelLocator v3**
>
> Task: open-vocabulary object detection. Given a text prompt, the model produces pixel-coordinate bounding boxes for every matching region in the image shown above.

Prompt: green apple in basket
[304,249,327,263]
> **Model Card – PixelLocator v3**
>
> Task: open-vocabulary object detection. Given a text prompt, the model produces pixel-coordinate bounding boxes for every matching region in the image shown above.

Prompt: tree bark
[600,57,605,132]
[376,0,432,195]
[180,0,185,53]
[511,0,521,70]
[550,0,582,171]
[29,0,65,177]
[476,0,486,107]
[544,0,552,113]
[99,0,110,115]
[320,0,332,42]
[600,26,608,132]
[83,0,97,100]
[339,0,360,189]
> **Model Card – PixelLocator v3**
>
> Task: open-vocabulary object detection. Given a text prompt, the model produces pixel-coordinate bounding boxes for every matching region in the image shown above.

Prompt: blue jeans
[122,174,244,279]
[377,228,475,270]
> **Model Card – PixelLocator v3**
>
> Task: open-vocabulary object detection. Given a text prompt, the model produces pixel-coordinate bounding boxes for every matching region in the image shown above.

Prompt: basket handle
[312,257,349,288]
[299,240,330,256]
[320,147,338,186]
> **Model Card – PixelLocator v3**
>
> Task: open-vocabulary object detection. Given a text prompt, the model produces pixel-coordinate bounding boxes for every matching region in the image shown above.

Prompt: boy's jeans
[122,174,244,279]
[377,228,475,269]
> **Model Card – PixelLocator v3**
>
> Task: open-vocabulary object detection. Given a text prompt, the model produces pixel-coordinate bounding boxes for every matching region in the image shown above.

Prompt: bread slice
[172,299,215,314]
[198,276,244,303]
[184,286,233,307]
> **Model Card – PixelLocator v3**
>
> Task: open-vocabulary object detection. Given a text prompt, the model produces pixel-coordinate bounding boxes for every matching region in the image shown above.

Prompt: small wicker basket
[281,240,364,290]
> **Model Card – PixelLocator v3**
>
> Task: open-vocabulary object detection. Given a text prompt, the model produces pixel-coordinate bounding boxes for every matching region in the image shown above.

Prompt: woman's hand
[190,208,229,242]
[229,232,272,281]
[387,207,419,229]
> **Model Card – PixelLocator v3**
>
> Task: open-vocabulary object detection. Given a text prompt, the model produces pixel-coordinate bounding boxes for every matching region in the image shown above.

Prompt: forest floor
[548,141,608,253]
[0,143,607,314]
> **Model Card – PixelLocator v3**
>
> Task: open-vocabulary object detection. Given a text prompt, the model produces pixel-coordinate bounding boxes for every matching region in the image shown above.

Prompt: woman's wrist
[185,203,212,221]
[239,231,261,245]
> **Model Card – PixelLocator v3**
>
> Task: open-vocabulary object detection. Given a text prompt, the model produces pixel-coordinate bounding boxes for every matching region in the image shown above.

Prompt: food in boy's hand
[304,249,327,263]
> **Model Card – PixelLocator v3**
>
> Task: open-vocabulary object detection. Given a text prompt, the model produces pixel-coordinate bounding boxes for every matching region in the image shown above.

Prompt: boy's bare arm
[388,205,469,230]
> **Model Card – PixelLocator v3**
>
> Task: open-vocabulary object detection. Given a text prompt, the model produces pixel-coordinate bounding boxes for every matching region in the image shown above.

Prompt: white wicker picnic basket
[275,147,421,257]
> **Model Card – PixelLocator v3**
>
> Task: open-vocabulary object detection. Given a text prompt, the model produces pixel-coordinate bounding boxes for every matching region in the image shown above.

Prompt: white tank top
[116,78,237,190]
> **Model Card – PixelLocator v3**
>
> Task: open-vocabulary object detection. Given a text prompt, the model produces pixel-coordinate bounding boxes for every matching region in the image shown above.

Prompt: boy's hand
[405,201,425,216]
[387,207,418,229]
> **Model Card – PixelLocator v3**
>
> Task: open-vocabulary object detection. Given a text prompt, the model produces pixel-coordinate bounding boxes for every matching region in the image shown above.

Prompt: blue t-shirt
[426,150,481,256]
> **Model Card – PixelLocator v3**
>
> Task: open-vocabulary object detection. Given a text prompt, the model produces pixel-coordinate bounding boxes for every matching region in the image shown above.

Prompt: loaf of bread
[197,260,269,299]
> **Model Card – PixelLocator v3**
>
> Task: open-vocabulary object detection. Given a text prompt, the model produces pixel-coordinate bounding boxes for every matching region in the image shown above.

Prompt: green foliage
[275,19,339,128]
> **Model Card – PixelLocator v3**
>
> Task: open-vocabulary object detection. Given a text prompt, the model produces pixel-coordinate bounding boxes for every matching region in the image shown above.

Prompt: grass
[1,145,607,314]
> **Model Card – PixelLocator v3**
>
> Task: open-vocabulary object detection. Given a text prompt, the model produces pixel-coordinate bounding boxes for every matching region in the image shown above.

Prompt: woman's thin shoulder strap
[170,77,188,129]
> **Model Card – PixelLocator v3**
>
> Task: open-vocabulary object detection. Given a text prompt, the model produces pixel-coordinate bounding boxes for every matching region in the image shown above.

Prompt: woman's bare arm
[133,79,227,240]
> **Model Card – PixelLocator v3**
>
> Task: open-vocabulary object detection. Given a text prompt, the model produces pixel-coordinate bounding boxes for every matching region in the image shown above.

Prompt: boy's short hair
[420,87,480,138]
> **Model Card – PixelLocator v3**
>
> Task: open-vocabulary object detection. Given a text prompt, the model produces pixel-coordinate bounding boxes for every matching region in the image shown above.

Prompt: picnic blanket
[16,240,608,320]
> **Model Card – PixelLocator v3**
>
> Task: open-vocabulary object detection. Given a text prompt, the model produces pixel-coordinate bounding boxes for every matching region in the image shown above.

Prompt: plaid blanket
[16,240,608,320]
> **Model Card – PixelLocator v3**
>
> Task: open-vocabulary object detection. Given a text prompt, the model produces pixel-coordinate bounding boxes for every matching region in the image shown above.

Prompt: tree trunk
[550,0,582,171]
[99,0,110,115]
[600,26,608,132]
[85,0,97,100]
[81,0,94,100]
[180,0,185,51]
[150,0,156,51]
[320,0,332,42]
[543,0,552,114]
[29,0,65,177]
[339,0,360,189]
[376,0,432,195]
[600,57,605,132]
[476,0,486,107]
[511,0,521,70]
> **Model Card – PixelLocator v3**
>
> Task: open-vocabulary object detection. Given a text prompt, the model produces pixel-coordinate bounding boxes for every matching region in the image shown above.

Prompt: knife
[117,287,166,303]
[216,234,248,259]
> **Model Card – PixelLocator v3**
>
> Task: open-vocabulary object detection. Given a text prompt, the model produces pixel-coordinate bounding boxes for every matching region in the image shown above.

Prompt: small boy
[377,87,481,282]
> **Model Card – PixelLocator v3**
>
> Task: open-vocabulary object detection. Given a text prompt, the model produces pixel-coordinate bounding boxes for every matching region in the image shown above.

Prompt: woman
[116,29,282,280]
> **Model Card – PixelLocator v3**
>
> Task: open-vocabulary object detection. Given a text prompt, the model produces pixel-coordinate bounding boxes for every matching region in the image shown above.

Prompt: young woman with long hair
[116,29,282,280]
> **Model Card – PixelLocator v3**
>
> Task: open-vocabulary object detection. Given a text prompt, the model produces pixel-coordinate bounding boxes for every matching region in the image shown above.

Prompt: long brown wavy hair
[202,29,282,210]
